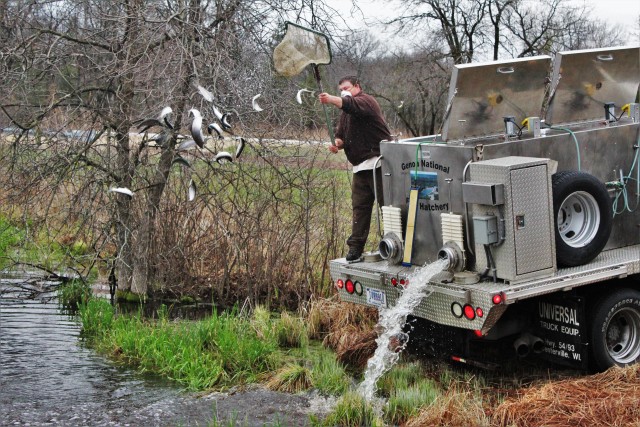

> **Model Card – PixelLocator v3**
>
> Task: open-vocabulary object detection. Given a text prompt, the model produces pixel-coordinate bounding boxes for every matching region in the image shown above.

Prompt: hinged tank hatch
[441,56,551,142]
[546,45,640,125]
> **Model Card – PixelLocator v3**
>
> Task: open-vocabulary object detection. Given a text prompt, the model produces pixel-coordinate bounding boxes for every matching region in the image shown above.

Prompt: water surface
[0,275,324,426]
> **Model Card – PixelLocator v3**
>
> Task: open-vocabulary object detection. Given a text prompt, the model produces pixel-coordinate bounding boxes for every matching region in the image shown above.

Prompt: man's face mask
[341,90,352,97]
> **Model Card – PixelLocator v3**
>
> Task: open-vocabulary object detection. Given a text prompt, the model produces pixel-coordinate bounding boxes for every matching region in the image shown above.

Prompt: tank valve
[378,232,404,265]
[438,242,465,272]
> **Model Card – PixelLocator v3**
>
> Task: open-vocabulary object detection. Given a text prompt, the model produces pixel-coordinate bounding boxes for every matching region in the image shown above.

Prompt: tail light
[463,304,476,320]
[345,279,355,294]
[336,279,344,289]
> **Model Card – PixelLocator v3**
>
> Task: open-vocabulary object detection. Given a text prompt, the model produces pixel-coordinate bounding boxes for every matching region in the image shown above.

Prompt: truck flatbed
[331,245,640,333]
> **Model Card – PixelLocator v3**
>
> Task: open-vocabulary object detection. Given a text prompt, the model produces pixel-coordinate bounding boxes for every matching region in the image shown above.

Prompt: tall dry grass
[492,364,640,427]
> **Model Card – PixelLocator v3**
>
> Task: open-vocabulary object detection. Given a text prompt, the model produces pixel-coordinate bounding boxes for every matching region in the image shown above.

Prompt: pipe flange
[378,232,404,265]
[438,241,466,272]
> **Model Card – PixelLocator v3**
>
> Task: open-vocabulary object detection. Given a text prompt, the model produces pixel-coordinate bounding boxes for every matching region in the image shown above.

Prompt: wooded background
[0,0,635,308]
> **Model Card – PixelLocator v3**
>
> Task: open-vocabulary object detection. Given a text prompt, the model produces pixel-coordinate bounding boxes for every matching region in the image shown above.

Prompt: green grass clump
[309,346,351,396]
[276,311,307,348]
[377,362,425,395]
[320,393,383,427]
[58,279,92,309]
[266,363,312,393]
[78,298,279,391]
[78,298,115,338]
[384,381,440,425]
[250,305,275,341]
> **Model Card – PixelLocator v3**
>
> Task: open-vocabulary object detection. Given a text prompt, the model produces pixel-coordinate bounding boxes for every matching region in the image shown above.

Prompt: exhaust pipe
[513,333,544,357]
[530,335,544,353]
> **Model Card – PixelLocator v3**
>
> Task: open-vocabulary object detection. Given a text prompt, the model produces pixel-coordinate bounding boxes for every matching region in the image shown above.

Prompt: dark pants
[347,168,384,252]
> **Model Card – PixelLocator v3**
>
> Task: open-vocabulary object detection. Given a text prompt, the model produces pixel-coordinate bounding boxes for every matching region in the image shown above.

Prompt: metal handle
[313,64,335,145]
[497,66,514,74]
[596,54,613,61]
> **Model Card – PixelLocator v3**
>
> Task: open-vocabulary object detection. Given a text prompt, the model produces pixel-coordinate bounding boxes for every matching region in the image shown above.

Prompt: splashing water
[357,259,447,403]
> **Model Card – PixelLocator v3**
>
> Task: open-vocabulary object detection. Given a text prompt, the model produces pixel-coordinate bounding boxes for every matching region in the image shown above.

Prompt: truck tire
[590,288,640,371]
[552,171,612,267]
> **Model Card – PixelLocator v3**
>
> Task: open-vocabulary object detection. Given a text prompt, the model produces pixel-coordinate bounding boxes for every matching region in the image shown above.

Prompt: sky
[327,0,640,46]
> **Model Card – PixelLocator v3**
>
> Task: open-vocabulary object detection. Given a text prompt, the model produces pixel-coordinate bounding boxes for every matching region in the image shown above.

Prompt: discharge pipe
[437,242,465,272]
[378,232,403,265]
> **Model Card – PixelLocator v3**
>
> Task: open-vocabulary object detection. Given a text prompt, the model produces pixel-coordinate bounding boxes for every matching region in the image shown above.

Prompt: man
[319,76,392,261]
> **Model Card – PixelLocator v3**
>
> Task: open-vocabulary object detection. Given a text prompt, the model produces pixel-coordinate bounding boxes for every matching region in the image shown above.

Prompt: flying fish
[188,108,205,148]
[188,179,196,202]
[109,187,134,198]
[220,113,232,131]
[159,106,174,129]
[235,137,246,159]
[215,151,233,164]
[296,88,315,104]
[135,106,174,133]
[177,139,197,151]
[252,94,263,112]
[197,85,214,102]
[207,122,224,139]
[172,156,191,168]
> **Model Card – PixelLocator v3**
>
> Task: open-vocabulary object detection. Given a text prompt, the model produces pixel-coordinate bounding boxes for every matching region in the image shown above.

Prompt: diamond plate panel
[329,244,639,331]
[470,157,556,282]
[510,165,554,274]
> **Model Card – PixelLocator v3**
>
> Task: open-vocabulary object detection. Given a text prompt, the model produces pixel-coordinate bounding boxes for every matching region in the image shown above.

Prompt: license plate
[366,288,387,307]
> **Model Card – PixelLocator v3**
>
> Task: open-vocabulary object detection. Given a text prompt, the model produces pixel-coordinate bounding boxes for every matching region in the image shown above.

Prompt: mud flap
[533,294,588,369]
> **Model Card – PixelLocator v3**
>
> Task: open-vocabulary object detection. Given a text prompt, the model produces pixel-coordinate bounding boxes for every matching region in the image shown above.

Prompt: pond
[0,274,331,426]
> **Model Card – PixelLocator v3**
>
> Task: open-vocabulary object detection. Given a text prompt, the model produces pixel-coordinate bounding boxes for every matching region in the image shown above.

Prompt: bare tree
[0,0,349,303]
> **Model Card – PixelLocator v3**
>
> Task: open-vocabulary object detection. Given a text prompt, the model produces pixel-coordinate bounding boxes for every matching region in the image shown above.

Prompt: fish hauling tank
[330,45,640,371]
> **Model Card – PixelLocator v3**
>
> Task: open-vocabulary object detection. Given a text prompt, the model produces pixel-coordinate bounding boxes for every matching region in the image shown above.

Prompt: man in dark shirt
[319,76,392,261]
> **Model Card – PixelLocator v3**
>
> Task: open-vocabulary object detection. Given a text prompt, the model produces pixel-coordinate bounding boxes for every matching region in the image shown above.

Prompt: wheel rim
[605,307,640,364]
[557,191,600,248]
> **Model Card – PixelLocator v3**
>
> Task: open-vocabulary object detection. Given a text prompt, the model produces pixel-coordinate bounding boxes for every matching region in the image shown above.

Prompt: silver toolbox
[469,157,556,282]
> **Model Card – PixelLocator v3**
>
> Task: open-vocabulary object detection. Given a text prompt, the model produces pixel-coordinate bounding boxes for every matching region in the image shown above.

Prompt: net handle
[313,64,335,146]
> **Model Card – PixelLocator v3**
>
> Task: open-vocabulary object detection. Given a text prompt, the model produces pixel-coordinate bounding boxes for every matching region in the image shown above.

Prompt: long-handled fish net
[273,21,335,144]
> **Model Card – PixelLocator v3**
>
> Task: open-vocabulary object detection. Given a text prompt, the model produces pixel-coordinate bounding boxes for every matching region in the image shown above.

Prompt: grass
[79,299,279,390]
[77,296,640,426]
[0,215,23,256]
[318,393,383,427]
[58,279,92,309]
[265,363,313,393]
[308,346,351,396]
[75,295,493,425]
[384,381,440,425]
